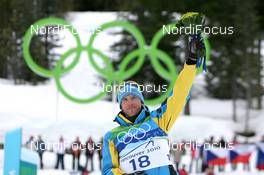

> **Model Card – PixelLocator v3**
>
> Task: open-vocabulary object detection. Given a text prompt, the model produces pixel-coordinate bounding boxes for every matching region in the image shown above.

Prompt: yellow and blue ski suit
[102,64,196,175]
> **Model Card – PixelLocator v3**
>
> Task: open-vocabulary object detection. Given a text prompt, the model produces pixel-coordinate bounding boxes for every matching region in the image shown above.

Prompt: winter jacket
[102,64,196,175]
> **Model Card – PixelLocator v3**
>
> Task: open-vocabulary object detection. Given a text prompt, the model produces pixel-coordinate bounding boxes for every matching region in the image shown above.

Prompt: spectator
[231,135,239,145]
[171,142,182,171]
[85,136,95,172]
[189,141,199,173]
[178,165,188,175]
[201,139,209,173]
[205,136,216,172]
[25,135,34,149]
[55,136,65,170]
[242,140,250,171]
[206,166,215,175]
[218,136,227,148]
[97,137,103,170]
[71,136,82,170]
[230,135,239,171]
[209,136,214,145]
[181,140,187,155]
[218,136,227,172]
[35,135,46,169]
[261,135,264,143]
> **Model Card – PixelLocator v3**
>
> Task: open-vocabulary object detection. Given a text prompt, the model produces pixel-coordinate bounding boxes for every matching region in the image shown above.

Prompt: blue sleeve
[102,132,122,175]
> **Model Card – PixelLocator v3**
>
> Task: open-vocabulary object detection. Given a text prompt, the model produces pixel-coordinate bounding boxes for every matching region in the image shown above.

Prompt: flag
[205,148,228,165]
[256,143,264,170]
[229,144,255,164]
[191,145,200,159]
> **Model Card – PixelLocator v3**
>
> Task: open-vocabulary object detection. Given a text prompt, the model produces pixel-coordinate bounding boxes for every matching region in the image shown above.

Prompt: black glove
[186,34,206,65]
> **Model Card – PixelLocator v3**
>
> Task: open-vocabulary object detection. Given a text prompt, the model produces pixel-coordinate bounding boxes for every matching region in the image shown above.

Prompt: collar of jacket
[114,106,150,126]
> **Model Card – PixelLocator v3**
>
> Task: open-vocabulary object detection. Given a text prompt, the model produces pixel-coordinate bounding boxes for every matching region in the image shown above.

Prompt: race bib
[119,137,172,174]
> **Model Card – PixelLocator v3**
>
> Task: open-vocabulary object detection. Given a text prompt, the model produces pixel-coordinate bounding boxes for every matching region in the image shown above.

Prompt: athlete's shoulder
[103,125,125,141]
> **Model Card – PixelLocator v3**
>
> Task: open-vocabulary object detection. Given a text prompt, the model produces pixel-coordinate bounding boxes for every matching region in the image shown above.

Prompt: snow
[1,12,264,175]
[3,77,263,145]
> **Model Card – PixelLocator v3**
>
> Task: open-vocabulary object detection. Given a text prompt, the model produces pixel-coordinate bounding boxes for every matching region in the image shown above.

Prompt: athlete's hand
[186,35,205,65]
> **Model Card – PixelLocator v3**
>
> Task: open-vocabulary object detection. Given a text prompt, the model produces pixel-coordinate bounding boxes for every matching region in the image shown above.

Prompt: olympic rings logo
[22,17,210,105]
[117,123,151,144]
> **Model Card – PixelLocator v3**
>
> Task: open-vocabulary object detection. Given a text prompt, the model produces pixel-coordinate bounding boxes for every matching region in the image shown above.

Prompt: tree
[110,1,190,109]
[0,0,74,84]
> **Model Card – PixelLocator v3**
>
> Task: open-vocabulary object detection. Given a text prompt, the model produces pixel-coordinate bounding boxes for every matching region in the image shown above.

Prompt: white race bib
[119,137,172,174]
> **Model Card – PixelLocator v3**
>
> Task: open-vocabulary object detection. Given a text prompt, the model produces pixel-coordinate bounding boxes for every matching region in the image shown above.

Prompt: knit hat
[117,81,144,107]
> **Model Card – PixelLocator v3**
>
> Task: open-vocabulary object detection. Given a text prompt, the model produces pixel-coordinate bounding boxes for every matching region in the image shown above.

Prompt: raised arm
[151,35,205,133]
[152,64,196,133]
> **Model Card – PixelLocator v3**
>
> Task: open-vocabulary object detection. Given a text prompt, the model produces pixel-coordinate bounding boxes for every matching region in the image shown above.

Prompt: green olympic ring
[22,17,211,105]
[23,18,82,78]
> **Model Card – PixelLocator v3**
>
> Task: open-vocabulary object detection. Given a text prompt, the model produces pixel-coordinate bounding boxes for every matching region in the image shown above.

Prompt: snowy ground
[2,149,264,175]
[1,12,264,175]
[1,78,264,175]
[1,77,263,145]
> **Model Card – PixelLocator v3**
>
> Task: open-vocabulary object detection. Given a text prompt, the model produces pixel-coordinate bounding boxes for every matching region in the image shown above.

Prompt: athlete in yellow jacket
[102,35,205,175]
